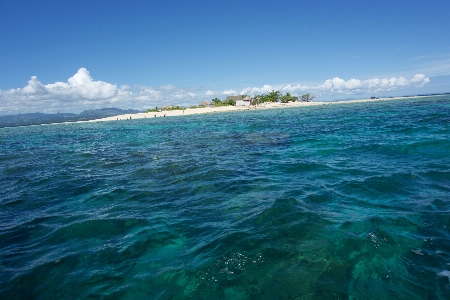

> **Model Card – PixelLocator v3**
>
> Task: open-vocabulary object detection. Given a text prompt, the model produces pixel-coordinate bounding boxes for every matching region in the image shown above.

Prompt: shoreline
[85,95,435,123]
[0,95,433,128]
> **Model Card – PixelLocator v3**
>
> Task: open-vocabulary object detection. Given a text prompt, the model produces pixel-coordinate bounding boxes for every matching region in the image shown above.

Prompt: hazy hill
[0,108,140,128]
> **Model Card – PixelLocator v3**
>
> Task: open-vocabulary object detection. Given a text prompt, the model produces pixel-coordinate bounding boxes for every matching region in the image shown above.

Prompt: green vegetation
[253,90,279,103]
[200,92,310,107]
[164,105,184,111]
[211,98,234,107]
[280,92,298,103]
[253,90,299,104]
[301,94,315,102]
[147,105,185,112]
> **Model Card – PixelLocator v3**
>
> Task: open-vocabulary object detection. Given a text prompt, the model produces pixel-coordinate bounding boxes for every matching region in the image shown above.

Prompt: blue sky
[1,0,449,114]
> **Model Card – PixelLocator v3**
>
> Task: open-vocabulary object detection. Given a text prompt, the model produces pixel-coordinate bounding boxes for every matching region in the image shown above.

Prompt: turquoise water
[1,97,450,299]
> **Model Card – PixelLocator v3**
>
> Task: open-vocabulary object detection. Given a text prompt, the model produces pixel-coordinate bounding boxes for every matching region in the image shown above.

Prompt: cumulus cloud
[44,68,119,101]
[0,69,207,114]
[345,79,362,89]
[0,69,432,115]
[222,89,237,95]
[22,76,48,94]
[240,74,430,97]
[410,74,430,86]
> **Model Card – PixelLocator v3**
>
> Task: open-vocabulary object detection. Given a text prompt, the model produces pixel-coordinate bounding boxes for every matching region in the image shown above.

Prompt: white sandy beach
[85,96,432,123]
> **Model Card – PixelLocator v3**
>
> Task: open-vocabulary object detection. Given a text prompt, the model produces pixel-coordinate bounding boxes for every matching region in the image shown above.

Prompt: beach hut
[228,95,252,106]
[199,101,212,107]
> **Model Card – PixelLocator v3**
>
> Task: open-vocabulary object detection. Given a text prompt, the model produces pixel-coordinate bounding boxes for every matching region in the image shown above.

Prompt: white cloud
[345,79,362,89]
[279,84,309,93]
[389,76,408,87]
[22,76,48,94]
[160,84,176,90]
[0,69,432,115]
[410,74,431,86]
[45,68,118,100]
[0,68,199,114]
[222,89,237,95]
[240,85,274,95]
[240,74,430,97]
[330,77,346,90]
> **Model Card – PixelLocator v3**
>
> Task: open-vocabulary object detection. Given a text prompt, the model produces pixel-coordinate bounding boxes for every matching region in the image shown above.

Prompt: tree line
[147,91,315,111]
[253,91,315,104]
[208,91,315,107]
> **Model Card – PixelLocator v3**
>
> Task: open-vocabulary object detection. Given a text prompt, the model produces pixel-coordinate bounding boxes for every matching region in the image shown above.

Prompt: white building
[227,95,252,106]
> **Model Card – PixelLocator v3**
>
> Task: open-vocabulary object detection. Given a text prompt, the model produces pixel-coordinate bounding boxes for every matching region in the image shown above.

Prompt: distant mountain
[0,108,141,128]
[78,107,140,118]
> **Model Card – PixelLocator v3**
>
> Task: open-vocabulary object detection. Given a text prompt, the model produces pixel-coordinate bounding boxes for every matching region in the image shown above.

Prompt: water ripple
[1,96,450,299]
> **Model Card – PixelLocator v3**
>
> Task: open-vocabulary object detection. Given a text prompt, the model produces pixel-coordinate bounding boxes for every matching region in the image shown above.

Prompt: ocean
[1,96,449,299]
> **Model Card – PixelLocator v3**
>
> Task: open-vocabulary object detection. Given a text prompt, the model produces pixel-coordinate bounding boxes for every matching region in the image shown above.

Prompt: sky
[1,0,449,115]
